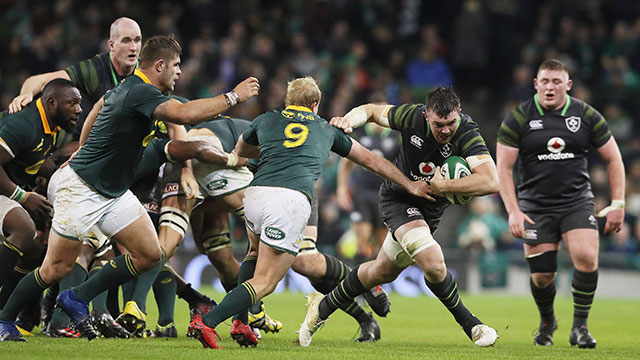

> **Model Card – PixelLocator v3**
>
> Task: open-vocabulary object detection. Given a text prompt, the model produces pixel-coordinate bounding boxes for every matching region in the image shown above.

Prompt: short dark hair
[425,87,461,118]
[538,58,568,74]
[139,35,182,68]
[42,78,75,101]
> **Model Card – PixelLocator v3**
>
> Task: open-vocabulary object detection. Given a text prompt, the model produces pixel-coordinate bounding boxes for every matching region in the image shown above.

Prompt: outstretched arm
[152,77,260,125]
[9,70,71,113]
[430,155,500,197]
[346,139,433,201]
[329,104,392,134]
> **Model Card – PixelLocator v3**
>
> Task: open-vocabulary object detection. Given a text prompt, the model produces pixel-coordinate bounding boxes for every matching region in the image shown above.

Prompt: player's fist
[22,192,53,218]
[329,116,354,134]
[233,77,260,102]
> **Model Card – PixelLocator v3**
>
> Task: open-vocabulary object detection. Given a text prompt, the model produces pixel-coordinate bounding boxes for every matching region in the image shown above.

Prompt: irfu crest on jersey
[565,116,581,132]
[439,143,452,158]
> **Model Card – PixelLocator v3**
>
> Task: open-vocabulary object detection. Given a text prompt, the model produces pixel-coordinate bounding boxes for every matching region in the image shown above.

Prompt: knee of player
[43,259,77,282]
[423,263,447,283]
[574,256,598,272]
[531,272,556,287]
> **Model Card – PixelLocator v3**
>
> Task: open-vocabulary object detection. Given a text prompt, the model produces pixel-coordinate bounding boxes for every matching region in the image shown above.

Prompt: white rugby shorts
[243,186,310,255]
[50,166,145,241]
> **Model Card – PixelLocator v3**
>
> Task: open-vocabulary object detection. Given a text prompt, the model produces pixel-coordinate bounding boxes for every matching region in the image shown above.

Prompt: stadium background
[1,0,639,297]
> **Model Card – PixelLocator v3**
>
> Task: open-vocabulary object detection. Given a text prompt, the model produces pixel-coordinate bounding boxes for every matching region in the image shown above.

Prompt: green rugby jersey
[70,69,170,198]
[190,117,251,151]
[0,99,59,188]
[497,95,611,211]
[65,52,130,105]
[243,106,352,200]
[384,104,490,214]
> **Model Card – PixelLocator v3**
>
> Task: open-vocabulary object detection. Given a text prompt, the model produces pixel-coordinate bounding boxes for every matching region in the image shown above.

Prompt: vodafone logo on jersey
[547,137,565,153]
[418,161,436,176]
[538,137,575,161]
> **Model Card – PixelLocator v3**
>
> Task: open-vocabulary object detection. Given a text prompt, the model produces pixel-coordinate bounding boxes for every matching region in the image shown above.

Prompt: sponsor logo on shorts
[406,207,421,217]
[439,143,452,158]
[143,201,159,213]
[163,183,180,194]
[206,179,228,191]
[589,214,596,225]
[565,116,581,132]
[265,226,285,240]
[524,229,537,240]
[529,119,544,130]
[410,135,423,149]
[293,238,301,248]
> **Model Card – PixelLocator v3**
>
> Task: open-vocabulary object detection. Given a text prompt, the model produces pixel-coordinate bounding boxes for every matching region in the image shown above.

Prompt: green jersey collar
[285,105,313,113]
[534,94,571,116]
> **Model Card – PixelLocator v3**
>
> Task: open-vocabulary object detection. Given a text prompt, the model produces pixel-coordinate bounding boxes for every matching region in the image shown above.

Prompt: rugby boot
[188,313,221,349]
[231,319,259,347]
[570,325,596,349]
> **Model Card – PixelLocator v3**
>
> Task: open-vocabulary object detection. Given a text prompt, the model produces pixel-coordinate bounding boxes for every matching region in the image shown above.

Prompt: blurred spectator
[456,196,512,252]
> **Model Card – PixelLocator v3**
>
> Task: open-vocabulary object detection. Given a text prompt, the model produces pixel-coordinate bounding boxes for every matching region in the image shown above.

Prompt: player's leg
[0,231,83,341]
[292,227,381,342]
[561,202,600,349]
[353,221,375,262]
[148,265,177,337]
[0,200,37,288]
[523,209,560,346]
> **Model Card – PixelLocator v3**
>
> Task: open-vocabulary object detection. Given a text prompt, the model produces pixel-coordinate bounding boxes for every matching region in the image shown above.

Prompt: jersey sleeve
[387,104,421,131]
[584,104,612,148]
[330,127,353,157]
[64,55,102,98]
[454,118,490,157]
[496,108,522,148]
[0,115,36,158]
[127,84,171,119]
[242,115,263,146]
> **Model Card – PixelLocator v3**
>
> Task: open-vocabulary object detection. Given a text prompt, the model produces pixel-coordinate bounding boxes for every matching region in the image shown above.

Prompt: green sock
[232,256,256,323]
[130,251,166,313]
[202,281,256,329]
[89,266,110,314]
[74,254,140,303]
[0,268,48,322]
[121,277,137,303]
[153,266,176,326]
[0,269,26,309]
[50,263,87,329]
[221,277,239,293]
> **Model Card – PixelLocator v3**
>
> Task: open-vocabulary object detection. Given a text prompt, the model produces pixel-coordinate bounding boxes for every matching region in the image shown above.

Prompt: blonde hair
[285,77,321,108]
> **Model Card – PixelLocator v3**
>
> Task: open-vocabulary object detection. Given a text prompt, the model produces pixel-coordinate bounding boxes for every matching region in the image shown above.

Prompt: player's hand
[602,208,624,233]
[329,116,354,134]
[508,209,535,238]
[9,94,34,113]
[233,77,260,102]
[336,186,353,211]
[226,149,248,168]
[60,149,80,169]
[408,180,436,202]
[429,166,446,196]
[22,192,53,218]
[180,167,199,200]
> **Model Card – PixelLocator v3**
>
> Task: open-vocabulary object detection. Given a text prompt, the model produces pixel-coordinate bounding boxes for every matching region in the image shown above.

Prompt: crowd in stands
[1,0,639,261]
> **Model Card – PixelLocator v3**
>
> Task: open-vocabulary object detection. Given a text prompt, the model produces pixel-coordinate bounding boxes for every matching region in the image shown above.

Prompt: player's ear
[566,78,573,91]
[155,59,165,73]
[47,96,58,111]
[107,39,115,52]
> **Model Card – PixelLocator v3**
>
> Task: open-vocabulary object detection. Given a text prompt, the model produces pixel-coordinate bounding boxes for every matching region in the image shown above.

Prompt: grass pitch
[3,289,638,359]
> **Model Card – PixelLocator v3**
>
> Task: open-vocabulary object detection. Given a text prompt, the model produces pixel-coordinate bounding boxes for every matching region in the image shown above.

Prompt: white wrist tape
[596,199,625,217]
[226,152,238,167]
[345,107,368,129]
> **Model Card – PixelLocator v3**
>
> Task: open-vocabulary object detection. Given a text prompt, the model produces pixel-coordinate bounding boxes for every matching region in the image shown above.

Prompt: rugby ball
[440,156,472,205]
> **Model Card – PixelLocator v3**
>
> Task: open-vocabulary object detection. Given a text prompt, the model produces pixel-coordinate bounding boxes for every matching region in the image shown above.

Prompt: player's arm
[346,139,434,201]
[165,122,199,199]
[79,96,105,147]
[329,104,392,134]
[235,134,260,159]
[152,77,260,125]
[430,155,500,197]
[596,137,625,233]
[496,142,534,238]
[0,148,52,217]
[9,70,70,113]
[336,158,356,211]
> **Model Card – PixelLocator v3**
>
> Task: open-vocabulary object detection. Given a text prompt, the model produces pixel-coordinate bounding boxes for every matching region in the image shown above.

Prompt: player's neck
[110,54,135,77]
